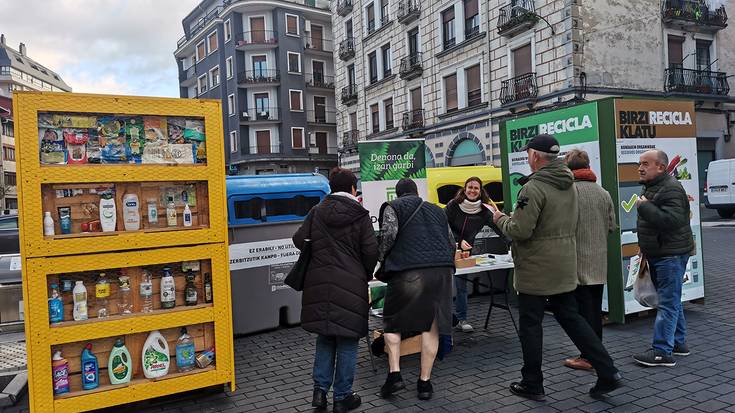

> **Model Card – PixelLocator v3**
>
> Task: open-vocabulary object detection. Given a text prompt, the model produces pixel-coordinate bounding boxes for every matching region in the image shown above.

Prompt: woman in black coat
[293,168,378,413]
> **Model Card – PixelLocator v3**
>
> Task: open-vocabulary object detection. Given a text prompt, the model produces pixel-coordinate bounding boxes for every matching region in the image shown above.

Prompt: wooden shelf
[50,304,213,329]
[45,225,209,240]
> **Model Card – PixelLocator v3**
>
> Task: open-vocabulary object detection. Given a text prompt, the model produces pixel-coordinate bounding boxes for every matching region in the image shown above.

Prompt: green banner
[359,140,427,182]
[504,102,600,152]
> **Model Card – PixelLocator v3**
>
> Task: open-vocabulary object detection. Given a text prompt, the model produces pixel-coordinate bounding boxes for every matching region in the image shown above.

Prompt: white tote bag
[633,255,658,308]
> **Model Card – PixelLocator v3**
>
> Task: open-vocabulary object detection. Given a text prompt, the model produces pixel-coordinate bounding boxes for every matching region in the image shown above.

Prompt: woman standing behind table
[377,178,455,401]
[445,177,507,333]
[293,168,378,413]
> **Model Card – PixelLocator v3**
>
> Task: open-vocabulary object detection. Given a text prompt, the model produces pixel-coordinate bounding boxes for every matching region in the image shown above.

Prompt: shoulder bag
[284,211,314,291]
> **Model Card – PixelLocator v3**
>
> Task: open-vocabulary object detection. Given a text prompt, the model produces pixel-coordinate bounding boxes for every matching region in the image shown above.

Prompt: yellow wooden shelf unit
[13,92,235,413]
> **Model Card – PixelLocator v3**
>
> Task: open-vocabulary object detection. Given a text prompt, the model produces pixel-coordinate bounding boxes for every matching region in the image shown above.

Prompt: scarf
[458,199,482,215]
[573,168,597,183]
[332,192,360,203]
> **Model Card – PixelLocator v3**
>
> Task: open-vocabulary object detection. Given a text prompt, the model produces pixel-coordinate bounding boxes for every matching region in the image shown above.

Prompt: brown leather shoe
[564,357,593,370]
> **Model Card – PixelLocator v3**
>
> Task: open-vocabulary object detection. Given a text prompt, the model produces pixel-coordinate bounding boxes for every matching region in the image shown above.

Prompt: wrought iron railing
[237,69,280,84]
[339,38,356,60]
[235,31,278,47]
[341,85,359,105]
[397,0,421,22]
[497,0,538,35]
[241,107,280,122]
[661,0,728,28]
[665,67,730,95]
[399,53,423,79]
[402,109,425,130]
[248,145,282,155]
[304,38,335,53]
[305,73,335,89]
[500,72,538,105]
[337,0,354,16]
[307,109,337,124]
[341,130,359,152]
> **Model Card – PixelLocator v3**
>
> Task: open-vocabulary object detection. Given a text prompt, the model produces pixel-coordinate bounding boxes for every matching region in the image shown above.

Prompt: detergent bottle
[81,343,99,390]
[108,338,132,385]
[52,351,70,395]
[142,330,170,379]
[48,283,64,323]
[175,327,196,372]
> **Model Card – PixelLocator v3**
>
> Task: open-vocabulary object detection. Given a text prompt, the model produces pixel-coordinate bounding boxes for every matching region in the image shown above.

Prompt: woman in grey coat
[563,149,617,371]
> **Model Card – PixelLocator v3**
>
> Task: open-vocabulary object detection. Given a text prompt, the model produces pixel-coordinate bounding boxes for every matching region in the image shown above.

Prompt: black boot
[380,372,406,398]
[590,372,623,398]
[417,379,433,400]
[311,389,327,409]
[333,392,361,413]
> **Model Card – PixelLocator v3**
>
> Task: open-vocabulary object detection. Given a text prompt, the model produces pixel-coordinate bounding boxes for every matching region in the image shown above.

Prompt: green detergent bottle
[108,338,132,384]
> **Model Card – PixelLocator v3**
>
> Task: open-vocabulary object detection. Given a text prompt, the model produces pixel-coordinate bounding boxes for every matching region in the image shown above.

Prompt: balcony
[662,0,728,31]
[497,0,539,37]
[248,145,282,156]
[179,64,198,86]
[302,0,330,10]
[308,146,339,156]
[304,38,335,55]
[307,109,337,125]
[398,0,421,24]
[235,31,278,50]
[177,6,223,49]
[337,0,353,16]
[340,130,359,153]
[305,73,335,89]
[665,67,730,96]
[399,53,423,80]
[341,85,358,106]
[240,107,280,123]
[500,72,538,106]
[402,109,425,132]
[237,69,280,86]
[339,38,356,61]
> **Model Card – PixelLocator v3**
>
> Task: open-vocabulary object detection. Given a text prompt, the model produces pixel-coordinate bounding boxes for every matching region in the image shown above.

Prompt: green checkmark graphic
[621,194,639,213]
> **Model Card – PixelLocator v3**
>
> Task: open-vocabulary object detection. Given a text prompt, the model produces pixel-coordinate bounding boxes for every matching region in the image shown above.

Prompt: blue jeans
[649,254,689,355]
[313,335,359,401]
[454,276,469,320]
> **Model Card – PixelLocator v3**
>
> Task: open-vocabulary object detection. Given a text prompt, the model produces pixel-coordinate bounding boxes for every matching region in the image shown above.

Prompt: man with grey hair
[492,134,622,400]
[633,149,693,367]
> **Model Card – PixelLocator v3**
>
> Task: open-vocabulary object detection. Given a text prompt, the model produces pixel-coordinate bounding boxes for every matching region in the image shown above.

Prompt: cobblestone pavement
[4,227,735,413]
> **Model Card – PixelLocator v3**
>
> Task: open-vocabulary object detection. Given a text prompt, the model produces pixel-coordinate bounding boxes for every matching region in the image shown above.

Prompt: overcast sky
[1,0,201,97]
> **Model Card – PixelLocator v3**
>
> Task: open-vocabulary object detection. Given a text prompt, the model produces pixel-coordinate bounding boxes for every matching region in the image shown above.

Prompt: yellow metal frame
[13,92,235,412]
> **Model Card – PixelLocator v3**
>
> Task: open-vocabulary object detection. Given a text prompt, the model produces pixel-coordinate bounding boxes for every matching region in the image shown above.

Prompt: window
[696,40,712,71]
[289,90,303,111]
[256,130,272,154]
[368,51,378,83]
[207,31,218,54]
[381,43,392,77]
[464,0,479,37]
[408,28,419,56]
[197,74,208,94]
[442,7,456,49]
[286,14,299,35]
[3,146,14,161]
[4,172,16,186]
[209,66,220,88]
[371,104,380,133]
[512,43,532,77]
[252,55,267,76]
[226,57,233,79]
[1,123,13,137]
[5,199,17,210]
[345,19,353,39]
[292,127,305,149]
[667,35,685,68]
[347,64,356,86]
[380,0,389,24]
[384,98,394,129]
[366,3,376,33]
[466,64,481,106]
[196,40,206,62]
[224,19,232,42]
[230,130,238,153]
[254,93,270,114]
[228,94,235,116]
[288,52,301,73]
[444,73,458,112]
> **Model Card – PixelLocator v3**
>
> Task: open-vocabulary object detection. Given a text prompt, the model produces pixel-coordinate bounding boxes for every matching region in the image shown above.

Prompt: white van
[705,159,735,218]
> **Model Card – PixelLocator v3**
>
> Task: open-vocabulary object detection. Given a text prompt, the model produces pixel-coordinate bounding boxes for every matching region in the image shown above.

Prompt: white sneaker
[456,320,474,333]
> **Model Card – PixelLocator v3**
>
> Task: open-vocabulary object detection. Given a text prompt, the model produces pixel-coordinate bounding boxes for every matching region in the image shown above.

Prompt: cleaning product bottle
[117,275,132,314]
[122,193,140,231]
[95,273,110,318]
[140,269,154,313]
[99,192,117,232]
[48,283,64,324]
[183,203,192,227]
[43,211,55,236]
[160,267,176,309]
[81,343,99,390]
[203,272,213,304]
[52,351,70,395]
[147,199,158,227]
[142,330,171,378]
[184,271,197,306]
[72,280,88,321]
[108,338,132,384]
[166,197,177,227]
[175,327,196,372]
[58,207,72,235]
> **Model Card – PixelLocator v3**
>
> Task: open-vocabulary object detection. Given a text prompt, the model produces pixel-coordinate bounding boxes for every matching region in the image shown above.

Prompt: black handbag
[285,212,314,291]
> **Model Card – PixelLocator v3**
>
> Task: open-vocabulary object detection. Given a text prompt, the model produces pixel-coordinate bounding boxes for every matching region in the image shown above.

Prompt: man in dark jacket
[633,150,693,367]
[493,134,622,400]
[293,168,378,413]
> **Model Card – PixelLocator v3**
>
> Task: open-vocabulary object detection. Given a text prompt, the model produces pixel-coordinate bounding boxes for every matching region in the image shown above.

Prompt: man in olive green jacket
[492,134,622,401]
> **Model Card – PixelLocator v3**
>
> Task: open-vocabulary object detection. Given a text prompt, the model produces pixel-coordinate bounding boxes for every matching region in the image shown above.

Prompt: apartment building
[0,35,71,214]
[334,0,496,172]
[487,0,734,175]
[174,0,339,175]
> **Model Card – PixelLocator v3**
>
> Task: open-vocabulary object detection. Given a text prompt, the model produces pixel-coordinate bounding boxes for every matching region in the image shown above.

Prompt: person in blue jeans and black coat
[293,168,378,412]
[634,150,694,367]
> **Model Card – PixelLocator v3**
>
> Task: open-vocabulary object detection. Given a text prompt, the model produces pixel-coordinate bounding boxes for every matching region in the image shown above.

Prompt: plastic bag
[633,255,658,308]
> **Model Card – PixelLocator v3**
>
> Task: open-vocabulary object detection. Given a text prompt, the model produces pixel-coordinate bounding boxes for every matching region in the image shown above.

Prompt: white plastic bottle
[183,204,192,227]
[142,330,171,379]
[166,197,177,227]
[99,193,117,232]
[43,211,55,236]
[72,281,88,321]
[122,193,140,231]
